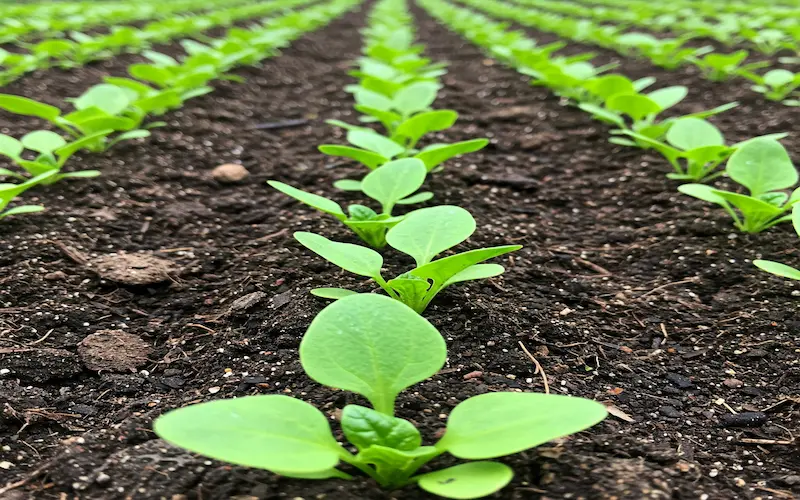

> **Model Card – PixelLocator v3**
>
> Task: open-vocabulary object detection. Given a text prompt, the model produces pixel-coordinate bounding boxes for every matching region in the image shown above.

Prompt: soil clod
[78,330,152,372]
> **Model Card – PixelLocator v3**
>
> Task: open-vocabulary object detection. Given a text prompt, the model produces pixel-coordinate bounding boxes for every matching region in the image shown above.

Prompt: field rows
[0,0,798,499]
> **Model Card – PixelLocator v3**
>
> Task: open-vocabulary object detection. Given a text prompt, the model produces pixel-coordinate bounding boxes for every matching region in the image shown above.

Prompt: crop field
[1,0,799,498]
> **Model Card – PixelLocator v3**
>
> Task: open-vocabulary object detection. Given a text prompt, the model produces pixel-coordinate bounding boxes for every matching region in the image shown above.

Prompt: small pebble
[723,378,743,388]
[0,461,13,469]
[44,271,67,280]
[208,386,221,394]
[211,163,249,183]
[463,370,483,380]
[665,372,693,389]
[659,406,683,418]
[96,472,111,485]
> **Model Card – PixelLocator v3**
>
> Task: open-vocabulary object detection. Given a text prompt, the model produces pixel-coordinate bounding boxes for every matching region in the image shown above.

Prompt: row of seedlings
[418,0,800,282]
[459,0,800,105]
[0,0,361,219]
[0,0,315,85]
[152,1,609,498]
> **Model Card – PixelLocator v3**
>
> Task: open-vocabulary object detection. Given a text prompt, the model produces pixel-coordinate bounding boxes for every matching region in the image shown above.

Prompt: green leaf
[333,179,363,191]
[584,74,635,101]
[393,81,440,116]
[347,130,405,159]
[386,206,476,266]
[416,462,513,500]
[55,131,114,164]
[153,395,343,474]
[272,468,352,480]
[397,192,433,205]
[386,275,431,306]
[394,110,457,145]
[128,64,172,87]
[352,87,394,111]
[310,288,359,300]
[268,181,346,220]
[354,105,401,131]
[72,84,131,115]
[362,158,427,214]
[299,294,446,414]
[577,103,625,126]
[763,69,795,88]
[21,130,67,155]
[318,145,388,170]
[646,86,688,110]
[414,139,489,171]
[606,94,661,121]
[754,260,800,280]
[444,264,505,287]
[341,404,421,451]
[678,183,728,205]
[294,232,383,278]
[666,117,725,150]
[0,205,45,218]
[726,139,797,196]
[0,134,23,159]
[411,246,521,290]
[0,95,61,122]
[437,392,607,459]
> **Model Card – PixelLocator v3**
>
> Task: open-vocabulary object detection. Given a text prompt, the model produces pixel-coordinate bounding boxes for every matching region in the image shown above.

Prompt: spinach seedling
[754,205,800,281]
[268,158,432,248]
[0,130,105,182]
[621,117,788,182]
[688,50,769,82]
[154,294,607,498]
[679,139,800,233]
[294,205,521,313]
[0,171,56,219]
[741,69,800,104]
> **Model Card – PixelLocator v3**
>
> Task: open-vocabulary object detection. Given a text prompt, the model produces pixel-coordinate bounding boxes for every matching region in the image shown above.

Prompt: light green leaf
[352,87,393,111]
[341,404,421,451]
[347,130,405,159]
[153,395,343,474]
[397,192,433,205]
[754,260,800,280]
[414,139,489,171]
[444,264,505,287]
[646,86,688,110]
[386,206,476,266]
[362,158,427,213]
[394,110,457,145]
[606,94,661,121]
[416,462,513,500]
[437,392,607,459]
[310,288,359,300]
[393,81,440,116]
[318,145,388,170]
[21,130,67,155]
[726,139,797,196]
[763,69,795,88]
[0,95,61,122]
[666,117,725,150]
[678,183,728,205]
[299,294,446,414]
[333,179,363,191]
[0,205,45,218]
[268,181,346,220]
[411,246,521,289]
[72,84,132,115]
[584,74,635,101]
[577,103,625,126]
[0,134,23,159]
[294,232,383,278]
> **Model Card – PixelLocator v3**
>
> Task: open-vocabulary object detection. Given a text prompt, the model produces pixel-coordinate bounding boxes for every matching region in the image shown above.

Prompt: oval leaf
[294,232,383,278]
[438,392,607,459]
[268,181,345,220]
[727,139,797,196]
[0,95,61,121]
[362,158,427,213]
[754,260,800,280]
[341,404,421,451]
[347,130,405,159]
[153,395,342,474]
[21,130,67,155]
[386,205,476,266]
[299,294,446,414]
[416,462,513,500]
[666,117,725,150]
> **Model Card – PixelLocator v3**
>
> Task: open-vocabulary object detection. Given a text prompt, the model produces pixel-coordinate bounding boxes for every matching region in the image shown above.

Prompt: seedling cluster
[154,1,608,498]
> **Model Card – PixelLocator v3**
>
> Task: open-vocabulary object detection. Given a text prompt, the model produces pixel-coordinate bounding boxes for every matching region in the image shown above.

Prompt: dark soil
[1,2,799,500]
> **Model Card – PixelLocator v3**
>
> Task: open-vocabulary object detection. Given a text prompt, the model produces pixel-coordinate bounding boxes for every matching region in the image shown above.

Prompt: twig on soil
[158,247,194,253]
[573,257,611,276]
[47,240,88,265]
[185,323,217,335]
[518,341,549,394]
[636,277,700,301]
[739,438,795,446]
[754,486,796,498]
[27,329,53,346]
[659,323,669,341]
[0,460,54,495]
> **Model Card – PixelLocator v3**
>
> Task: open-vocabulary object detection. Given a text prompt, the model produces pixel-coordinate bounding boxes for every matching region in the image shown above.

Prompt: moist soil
[1,3,799,500]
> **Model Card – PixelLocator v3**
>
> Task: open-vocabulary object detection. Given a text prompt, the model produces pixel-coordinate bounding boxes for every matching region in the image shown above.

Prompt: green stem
[375,274,400,300]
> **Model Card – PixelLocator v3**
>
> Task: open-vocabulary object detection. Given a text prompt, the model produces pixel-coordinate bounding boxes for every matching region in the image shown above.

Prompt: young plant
[754,205,800,281]
[679,139,800,233]
[294,205,521,313]
[268,158,432,248]
[621,117,788,182]
[154,294,607,498]
[741,69,800,104]
[0,171,57,219]
[688,50,769,82]
[0,130,105,182]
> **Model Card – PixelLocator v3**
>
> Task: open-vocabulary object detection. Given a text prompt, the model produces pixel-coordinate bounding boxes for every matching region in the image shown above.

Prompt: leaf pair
[154,294,607,498]
[0,171,56,219]
[295,205,521,313]
[679,139,800,233]
[269,158,432,248]
[0,130,105,182]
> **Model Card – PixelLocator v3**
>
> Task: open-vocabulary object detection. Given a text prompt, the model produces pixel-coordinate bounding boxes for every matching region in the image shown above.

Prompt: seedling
[0,171,56,219]
[741,69,800,104]
[294,205,521,313]
[679,139,800,233]
[268,158,432,248]
[0,130,106,182]
[154,294,607,498]
[688,50,769,82]
[754,205,800,280]
[621,117,788,181]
